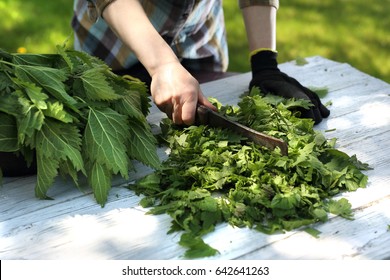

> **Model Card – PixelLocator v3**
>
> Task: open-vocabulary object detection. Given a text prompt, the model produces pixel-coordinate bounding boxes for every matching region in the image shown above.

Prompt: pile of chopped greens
[130,88,370,258]
[0,46,160,206]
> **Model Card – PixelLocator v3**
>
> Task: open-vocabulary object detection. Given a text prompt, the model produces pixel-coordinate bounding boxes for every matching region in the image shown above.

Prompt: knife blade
[196,104,288,156]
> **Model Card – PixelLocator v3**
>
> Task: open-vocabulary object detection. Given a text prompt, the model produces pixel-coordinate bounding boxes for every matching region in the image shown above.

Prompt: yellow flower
[17,47,27,54]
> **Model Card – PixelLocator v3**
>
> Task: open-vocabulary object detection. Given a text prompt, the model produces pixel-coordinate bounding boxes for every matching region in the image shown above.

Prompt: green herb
[309,87,329,99]
[179,233,219,259]
[295,57,309,66]
[304,227,322,238]
[325,198,354,220]
[130,87,370,258]
[0,46,160,206]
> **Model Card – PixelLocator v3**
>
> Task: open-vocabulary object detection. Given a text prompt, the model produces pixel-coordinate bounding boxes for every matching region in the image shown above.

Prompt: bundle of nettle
[0,46,160,206]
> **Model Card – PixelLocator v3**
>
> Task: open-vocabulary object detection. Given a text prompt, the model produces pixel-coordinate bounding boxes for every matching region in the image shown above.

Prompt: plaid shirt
[72,0,278,72]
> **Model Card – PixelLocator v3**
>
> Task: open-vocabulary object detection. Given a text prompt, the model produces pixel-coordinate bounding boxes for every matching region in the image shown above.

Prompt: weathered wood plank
[1,56,390,260]
[236,195,390,260]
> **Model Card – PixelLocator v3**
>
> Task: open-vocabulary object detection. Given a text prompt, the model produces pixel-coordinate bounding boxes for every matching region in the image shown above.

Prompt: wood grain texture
[1,56,390,260]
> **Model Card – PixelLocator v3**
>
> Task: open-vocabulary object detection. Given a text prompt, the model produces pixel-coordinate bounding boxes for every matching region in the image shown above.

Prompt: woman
[72,0,329,125]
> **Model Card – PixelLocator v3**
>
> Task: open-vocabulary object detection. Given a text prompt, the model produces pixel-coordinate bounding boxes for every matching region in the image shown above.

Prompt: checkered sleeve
[238,0,279,9]
[87,0,117,17]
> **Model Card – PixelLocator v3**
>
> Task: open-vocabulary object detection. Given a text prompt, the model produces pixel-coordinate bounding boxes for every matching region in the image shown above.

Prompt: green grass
[1,0,389,83]
[0,0,73,53]
[224,0,390,83]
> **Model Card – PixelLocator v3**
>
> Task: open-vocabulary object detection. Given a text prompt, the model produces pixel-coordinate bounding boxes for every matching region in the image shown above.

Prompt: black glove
[249,50,330,124]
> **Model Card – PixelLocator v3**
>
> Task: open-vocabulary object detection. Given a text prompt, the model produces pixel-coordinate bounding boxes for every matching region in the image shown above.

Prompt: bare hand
[150,61,216,125]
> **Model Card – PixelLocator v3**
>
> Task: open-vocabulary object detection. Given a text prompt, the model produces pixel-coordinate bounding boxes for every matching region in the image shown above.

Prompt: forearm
[102,0,179,76]
[240,4,277,52]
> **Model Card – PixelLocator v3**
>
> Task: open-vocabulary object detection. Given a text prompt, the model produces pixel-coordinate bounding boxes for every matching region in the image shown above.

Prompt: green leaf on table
[81,68,122,101]
[127,118,161,169]
[179,233,219,259]
[13,53,60,68]
[14,64,78,111]
[56,45,74,72]
[325,198,354,220]
[36,118,84,171]
[89,162,112,207]
[295,57,309,66]
[112,89,145,121]
[310,87,329,99]
[83,107,130,178]
[0,71,14,93]
[304,227,322,238]
[43,101,74,123]
[0,90,22,117]
[16,92,45,144]
[0,113,18,152]
[15,78,48,110]
[35,150,59,199]
[34,118,84,198]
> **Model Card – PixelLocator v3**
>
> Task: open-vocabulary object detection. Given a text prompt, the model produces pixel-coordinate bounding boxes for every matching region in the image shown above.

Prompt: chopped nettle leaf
[130,87,370,258]
[325,198,354,220]
[304,227,322,238]
[295,57,309,66]
[0,46,159,206]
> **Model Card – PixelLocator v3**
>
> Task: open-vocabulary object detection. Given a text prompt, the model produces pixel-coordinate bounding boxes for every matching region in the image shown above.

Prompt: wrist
[250,49,279,74]
[249,47,277,58]
[143,48,181,78]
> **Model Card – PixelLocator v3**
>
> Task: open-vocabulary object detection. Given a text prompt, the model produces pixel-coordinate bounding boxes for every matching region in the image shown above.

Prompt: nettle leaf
[34,118,84,198]
[84,107,130,177]
[271,193,301,210]
[179,233,219,259]
[14,78,48,110]
[13,53,60,68]
[326,198,354,220]
[56,45,74,72]
[0,90,22,116]
[35,118,84,172]
[0,48,13,61]
[0,113,18,152]
[35,150,59,199]
[0,71,14,93]
[304,227,322,238]
[89,162,112,207]
[81,68,122,101]
[14,64,78,111]
[121,76,151,115]
[113,90,145,121]
[43,101,74,123]
[16,92,45,144]
[127,118,160,169]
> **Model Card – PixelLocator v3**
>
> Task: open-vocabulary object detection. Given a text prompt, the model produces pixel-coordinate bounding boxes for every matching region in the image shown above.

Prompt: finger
[319,103,330,118]
[301,87,330,119]
[181,97,198,126]
[172,100,183,125]
[312,107,323,124]
[198,89,217,111]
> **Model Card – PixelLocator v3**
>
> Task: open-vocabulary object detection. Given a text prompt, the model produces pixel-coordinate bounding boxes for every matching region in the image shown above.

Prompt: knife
[196,104,288,156]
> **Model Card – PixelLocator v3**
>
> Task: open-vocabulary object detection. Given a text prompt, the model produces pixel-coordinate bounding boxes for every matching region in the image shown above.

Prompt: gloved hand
[249,50,330,124]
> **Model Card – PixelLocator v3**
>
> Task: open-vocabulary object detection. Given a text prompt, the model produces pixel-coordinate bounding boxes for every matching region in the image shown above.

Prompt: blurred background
[1,0,389,83]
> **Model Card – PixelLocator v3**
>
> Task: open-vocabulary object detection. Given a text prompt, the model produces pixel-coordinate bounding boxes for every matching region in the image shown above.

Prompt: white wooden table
[1,56,390,260]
